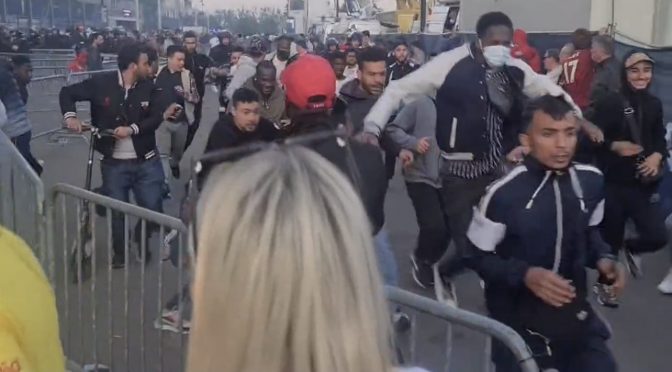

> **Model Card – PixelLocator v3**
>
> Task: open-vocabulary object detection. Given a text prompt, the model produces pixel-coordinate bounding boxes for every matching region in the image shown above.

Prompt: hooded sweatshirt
[511,29,541,73]
[338,79,379,134]
[241,76,286,124]
[593,54,667,186]
[225,54,258,101]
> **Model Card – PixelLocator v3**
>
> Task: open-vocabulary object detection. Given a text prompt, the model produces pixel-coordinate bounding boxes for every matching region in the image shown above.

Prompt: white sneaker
[657,269,672,295]
[433,264,458,307]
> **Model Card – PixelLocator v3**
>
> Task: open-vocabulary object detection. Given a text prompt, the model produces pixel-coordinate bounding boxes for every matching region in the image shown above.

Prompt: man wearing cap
[281,54,387,233]
[543,49,562,84]
[387,40,419,86]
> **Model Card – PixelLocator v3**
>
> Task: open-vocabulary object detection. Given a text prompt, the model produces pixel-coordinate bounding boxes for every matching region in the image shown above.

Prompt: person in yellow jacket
[0,226,64,372]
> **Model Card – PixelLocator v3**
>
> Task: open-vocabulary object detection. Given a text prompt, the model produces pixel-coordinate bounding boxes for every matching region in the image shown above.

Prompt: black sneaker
[593,282,619,308]
[162,182,172,200]
[393,309,411,333]
[410,255,434,289]
[112,255,125,269]
[624,249,643,278]
[171,166,180,179]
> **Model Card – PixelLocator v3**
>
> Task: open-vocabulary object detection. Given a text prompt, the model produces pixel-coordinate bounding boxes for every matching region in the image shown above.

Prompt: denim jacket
[0,64,31,138]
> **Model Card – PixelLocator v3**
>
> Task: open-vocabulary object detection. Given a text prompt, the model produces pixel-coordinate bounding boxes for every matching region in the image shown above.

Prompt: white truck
[427,0,672,47]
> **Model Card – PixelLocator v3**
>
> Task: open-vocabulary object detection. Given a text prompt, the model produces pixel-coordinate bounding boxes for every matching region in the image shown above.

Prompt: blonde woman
[188,146,426,372]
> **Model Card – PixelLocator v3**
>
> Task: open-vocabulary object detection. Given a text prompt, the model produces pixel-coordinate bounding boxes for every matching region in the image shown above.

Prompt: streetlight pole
[27,0,33,29]
[157,0,162,30]
[82,0,87,27]
[1,0,6,24]
[49,0,54,28]
[67,0,72,25]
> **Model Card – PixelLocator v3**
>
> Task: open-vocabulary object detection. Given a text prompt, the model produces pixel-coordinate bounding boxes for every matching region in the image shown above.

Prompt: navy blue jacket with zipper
[467,157,612,332]
[364,43,581,159]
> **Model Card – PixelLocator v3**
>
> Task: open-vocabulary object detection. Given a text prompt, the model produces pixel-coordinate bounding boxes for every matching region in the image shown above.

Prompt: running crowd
[1,9,671,372]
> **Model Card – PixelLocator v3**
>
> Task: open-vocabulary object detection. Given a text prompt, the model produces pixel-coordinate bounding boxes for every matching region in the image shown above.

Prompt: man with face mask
[265,35,294,83]
[241,61,285,124]
[361,12,603,307]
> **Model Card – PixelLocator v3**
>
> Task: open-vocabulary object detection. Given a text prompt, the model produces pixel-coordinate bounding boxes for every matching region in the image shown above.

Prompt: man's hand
[597,258,626,296]
[506,145,529,164]
[357,132,380,147]
[113,126,133,139]
[163,103,182,121]
[580,119,605,143]
[415,137,431,155]
[65,117,83,133]
[638,152,663,177]
[611,141,643,157]
[399,149,414,168]
[524,267,576,307]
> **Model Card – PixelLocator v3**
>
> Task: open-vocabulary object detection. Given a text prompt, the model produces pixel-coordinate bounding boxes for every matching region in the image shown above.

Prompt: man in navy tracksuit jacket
[467,96,624,372]
[362,12,604,306]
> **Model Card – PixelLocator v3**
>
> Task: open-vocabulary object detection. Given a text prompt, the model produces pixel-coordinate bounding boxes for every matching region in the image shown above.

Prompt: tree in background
[212,8,284,36]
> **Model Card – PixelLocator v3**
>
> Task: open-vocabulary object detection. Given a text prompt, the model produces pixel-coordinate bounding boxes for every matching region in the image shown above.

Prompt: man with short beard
[242,61,285,124]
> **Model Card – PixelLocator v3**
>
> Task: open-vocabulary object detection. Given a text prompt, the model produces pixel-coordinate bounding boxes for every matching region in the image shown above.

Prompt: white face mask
[481,40,511,68]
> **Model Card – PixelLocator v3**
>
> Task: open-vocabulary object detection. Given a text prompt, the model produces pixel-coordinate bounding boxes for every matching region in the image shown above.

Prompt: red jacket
[68,52,88,73]
[511,29,542,73]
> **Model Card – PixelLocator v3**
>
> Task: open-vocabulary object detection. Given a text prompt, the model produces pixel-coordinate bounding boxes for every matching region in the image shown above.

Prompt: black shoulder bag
[623,99,664,184]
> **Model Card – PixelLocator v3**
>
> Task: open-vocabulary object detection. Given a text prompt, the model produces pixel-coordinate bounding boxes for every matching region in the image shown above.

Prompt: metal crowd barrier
[1,128,538,371]
[66,69,118,85]
[44,181,539,372]
[48,183,191,372]
[387,287,539,372]
[0,131,47,267]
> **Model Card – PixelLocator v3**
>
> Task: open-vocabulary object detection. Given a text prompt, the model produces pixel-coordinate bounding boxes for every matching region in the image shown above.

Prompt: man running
[362,12,602,306]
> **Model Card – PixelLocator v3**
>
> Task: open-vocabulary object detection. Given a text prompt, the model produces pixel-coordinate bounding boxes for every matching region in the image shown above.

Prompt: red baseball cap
[281,54,336,111]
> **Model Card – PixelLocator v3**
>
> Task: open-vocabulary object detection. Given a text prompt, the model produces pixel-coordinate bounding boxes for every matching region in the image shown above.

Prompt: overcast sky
[203,0,282,11]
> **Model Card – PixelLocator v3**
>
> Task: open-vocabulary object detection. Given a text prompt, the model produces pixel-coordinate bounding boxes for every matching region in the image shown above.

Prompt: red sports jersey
[560,50,594,110]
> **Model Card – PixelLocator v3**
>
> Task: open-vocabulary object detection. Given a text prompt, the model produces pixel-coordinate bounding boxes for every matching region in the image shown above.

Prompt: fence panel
[387,287,539,372]
[48,183,191,372]
[0,131,47,267]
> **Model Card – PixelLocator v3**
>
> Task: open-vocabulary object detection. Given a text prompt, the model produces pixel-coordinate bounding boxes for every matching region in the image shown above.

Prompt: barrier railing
[48,183,191,372]
[43,183,539,372]
[387,287,539,372]
[0,131,47,267]
[66,69,118,85]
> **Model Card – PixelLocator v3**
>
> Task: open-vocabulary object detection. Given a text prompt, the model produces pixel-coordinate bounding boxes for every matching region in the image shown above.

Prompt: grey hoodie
[225,55,258,101]
[385,96,442,188]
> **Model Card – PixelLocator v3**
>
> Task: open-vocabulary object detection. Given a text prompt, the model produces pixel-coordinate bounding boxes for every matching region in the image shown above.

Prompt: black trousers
[438,174,497,278]
[185,100,203,151]
[493,332,616,372]
[601,182,667,255]
[406,182,450,264]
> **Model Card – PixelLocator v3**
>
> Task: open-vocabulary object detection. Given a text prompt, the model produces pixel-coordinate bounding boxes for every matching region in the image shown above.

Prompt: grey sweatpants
[157,120,188,176]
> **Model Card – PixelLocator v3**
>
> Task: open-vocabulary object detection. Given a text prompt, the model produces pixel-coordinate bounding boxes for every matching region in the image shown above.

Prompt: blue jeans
[101,156,164,257]
[375,229,399,287]
[12,130,42,175]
